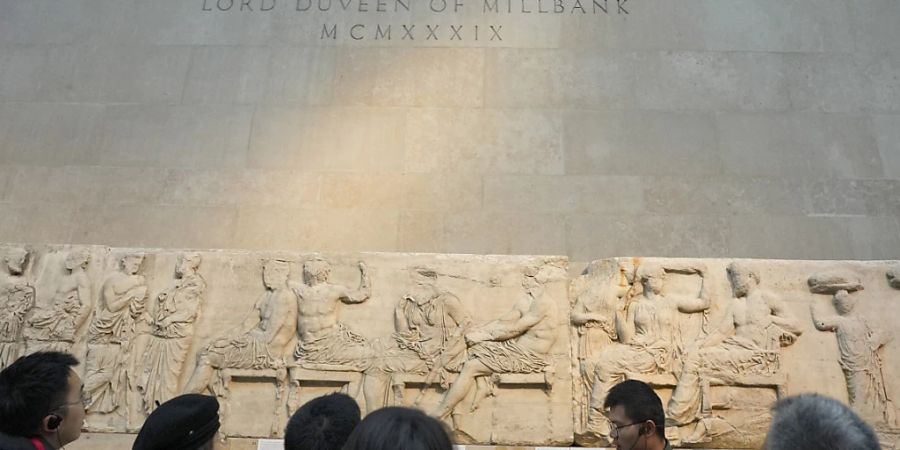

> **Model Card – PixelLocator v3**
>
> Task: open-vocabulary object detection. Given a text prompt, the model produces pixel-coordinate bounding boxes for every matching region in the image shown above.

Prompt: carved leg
[431,359,491,420]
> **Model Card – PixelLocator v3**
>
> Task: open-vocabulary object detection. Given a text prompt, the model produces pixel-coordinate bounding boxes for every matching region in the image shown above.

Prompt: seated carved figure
[185,259,297,396]
[430,266,558,433]
[25,250,92,355]
[580,263,709,444]
[362,267,471,410]
[667,262,802,443]
[290,259,372,370]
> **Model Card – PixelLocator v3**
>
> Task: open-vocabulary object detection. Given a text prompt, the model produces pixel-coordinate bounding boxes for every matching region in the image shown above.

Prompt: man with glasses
[604,380,671,450]
[0,351,86,450]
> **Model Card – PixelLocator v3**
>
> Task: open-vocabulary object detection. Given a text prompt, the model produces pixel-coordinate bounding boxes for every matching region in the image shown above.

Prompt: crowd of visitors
[0,351,883,450]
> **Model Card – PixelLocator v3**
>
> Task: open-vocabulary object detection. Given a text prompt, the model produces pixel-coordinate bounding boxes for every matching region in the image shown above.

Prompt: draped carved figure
[84,253,149,415]
[290,259,373,370]
[0,247,35,369]
[362,266,472,410]
[570,259,636,431]
[138,253,206,414]
[430,265,560,438]
[25,250,92,355]
[185,259,298,396]
[809,272,896,427]
[666,262,802,443]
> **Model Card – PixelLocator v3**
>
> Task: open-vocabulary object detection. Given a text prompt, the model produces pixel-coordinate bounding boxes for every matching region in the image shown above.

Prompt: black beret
[133,394,220,450]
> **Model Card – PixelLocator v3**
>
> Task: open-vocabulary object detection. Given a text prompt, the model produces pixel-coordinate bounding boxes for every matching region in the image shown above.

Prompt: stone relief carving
[809,272,897,428]
[888,265,900,290]
[666,262,802,444]
[24,250,92,355]
[570,259,636,432]
[0,247,35,369]
[360,266,472,411]
[84,253,149,418]
[138,253,206,414]
[429,264,561,441]
[578,262,710,445]
[290,259,372,369]
[186,259,296,394]
[2,244,898,448]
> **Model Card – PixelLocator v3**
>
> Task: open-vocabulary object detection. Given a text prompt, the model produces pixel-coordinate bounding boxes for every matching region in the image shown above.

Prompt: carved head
[616,260,636,298]
[175,253,202,277]
[303,258,331,285]
[726,262,759,297]
[4,247,29,275]
[636,264,665,295]
[888,265,900,290]
[64,250,90,271]
[121,253,144,275]
[522,266,551,295]
[408,267,439,304]
[263,259,290,288]
[833,290,855,315]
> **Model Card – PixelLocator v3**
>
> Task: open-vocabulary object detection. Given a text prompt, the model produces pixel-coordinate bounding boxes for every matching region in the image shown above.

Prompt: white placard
[257,439,285,450]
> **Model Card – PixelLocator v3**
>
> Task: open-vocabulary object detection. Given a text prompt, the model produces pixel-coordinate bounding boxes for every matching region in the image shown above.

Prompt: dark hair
[285,393,361,450]
[0,352,79,437]
[604,380,665,439]
[764,394,880,450]
[341,407,452,450]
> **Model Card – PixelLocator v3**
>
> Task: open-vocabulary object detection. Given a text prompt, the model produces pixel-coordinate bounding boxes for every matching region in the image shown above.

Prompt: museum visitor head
[341,406,452,450]
[763,394,879,450]
[0,351,86,449]
[285,392,361,450]
[133,394,220,450]
[603,380,667,450]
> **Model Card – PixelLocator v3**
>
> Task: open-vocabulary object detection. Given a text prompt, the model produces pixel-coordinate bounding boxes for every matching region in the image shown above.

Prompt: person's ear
[642,420,654,436]
[43,414,62,432]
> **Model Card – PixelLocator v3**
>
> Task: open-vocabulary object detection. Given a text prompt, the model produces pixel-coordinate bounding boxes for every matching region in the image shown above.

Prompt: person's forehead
[606,405,630,423]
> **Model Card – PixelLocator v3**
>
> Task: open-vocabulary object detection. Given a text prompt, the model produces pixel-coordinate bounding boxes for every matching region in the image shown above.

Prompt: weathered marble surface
[2,244,899,449]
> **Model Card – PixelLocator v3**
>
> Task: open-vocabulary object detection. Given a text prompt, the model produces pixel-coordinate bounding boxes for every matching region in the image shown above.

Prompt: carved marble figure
[810,278,896,426]
[0,247,35,369]
[430,266,558,431]
[185,259,297,395]
[290,259,373,369]
[84,253,149,414]
[667,262,802,443]
[138,253,206,414]
[364,266,472,409]
[570,259,635,430]
[888,265,900,290]
[581,262,709,444]
[25,250,92,354]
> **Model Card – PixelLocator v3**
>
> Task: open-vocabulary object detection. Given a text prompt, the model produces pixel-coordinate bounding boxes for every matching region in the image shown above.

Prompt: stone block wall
[0,0,898,260]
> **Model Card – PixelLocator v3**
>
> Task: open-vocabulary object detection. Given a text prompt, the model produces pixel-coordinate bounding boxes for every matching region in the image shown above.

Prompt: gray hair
[763,394,880,450]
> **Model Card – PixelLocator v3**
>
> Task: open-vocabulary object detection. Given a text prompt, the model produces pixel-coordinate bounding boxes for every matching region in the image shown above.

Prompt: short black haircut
[0,352,79,437]
[604,380,665,439]
[764,394,880,450]
[341,406,452,450]
[284,393,361,450]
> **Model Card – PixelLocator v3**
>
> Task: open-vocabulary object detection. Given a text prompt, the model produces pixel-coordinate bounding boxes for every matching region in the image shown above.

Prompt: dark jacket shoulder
[0,432,52,450]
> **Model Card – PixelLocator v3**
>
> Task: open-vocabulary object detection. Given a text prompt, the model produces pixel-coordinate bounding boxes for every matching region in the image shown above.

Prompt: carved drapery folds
[0,244,897,448]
